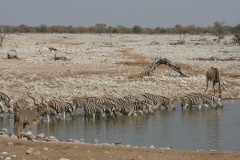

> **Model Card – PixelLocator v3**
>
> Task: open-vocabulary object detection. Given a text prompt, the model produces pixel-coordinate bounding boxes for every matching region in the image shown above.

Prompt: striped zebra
[0,92,11,112]
[72,97,89,110]
[122,95,154,114]
[142,93,175,110]
[181,93,216,109]
[93,97,117,118]
[113,99,150,116]
[83,101,105,120]
[203,94,223,108]
[48,99,75,120]
[12,99,30,112]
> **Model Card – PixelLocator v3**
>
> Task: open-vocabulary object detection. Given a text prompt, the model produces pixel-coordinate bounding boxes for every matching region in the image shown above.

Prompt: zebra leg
[63,112,66,119]
[128,111,133,116]
[204,104,209,108]
[92,113,95,120]
[198,105,202,109]
[184,104,188,110]
[47,115,50,122]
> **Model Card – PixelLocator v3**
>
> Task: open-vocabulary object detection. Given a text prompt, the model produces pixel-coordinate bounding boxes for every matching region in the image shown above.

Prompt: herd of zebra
[0,91,223,121]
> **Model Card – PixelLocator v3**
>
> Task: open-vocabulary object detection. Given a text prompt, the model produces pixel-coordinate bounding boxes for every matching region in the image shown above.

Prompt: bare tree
[0,26,6,47]
[212,22,226,43]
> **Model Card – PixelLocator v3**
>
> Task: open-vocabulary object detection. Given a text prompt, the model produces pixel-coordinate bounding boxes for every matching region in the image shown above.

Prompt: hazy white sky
[0,0,239,28]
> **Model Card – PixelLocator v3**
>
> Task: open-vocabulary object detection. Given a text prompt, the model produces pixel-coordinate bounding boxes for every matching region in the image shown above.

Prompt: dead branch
[170,35,186,45]
[193,56,240,61]
[49,47,57,51]
[141,57,188,77]
[54,54,67,61]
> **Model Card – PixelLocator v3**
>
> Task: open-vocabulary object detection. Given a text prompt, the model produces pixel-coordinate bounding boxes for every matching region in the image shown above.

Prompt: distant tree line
[1,22,240,36]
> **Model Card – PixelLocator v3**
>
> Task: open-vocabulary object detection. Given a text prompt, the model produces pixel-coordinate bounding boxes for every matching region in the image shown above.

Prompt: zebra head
[203,97,217,109]
[96,107,105,119]
[165,98,175,110]
[67,102,76,118]
[144,102,154,115]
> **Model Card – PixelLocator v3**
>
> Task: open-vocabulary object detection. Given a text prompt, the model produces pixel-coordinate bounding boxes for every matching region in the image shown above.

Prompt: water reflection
[1,101,240,150]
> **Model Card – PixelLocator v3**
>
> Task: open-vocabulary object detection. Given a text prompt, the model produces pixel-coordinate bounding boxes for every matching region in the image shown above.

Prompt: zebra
[113,99,150,116]
[203,94,223,108]
[0,91,11,112]
[12,99,30,112]
[92,97,117,118]
[48,99,75,120]
[72,97,89,110]
[142,93,175,110]
[122,95,154,115]
[83,101,105,120]
[181,93,216,109]
[205,67,222,97]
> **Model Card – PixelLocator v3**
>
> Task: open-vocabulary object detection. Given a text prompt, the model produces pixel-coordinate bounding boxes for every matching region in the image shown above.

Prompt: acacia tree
[132,25,142,34]
[212,21,226,43]
[233,24,240,45]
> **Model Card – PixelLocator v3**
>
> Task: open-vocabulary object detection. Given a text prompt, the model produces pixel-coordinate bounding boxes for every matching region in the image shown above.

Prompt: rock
[208,149,217,152]
[11,155,16,158]
[34,151,40,155]
[68,139,74,142]
[79,139,84,142]
[93,139,99,143]
[72,140,80,144]
[26,134,36,140]
[9,133,18,139]
[59,158,69,160]
[5,157,12,160]
[160,147,172,150]
[36,133,45,138]
[115,142,121,145]
[43,148,48,151]
[2,152,8,155]
[26,150,32,154]
[149,145,156,149]
[44,136,59,142]
[7,142,13,146]
[2,128,8,133]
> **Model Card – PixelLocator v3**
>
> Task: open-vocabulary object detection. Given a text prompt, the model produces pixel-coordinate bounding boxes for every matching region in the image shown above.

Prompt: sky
[0,0,239,28]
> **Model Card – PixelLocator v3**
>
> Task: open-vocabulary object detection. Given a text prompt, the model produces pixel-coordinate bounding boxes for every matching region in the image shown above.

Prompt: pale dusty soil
[0,34,240,159]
